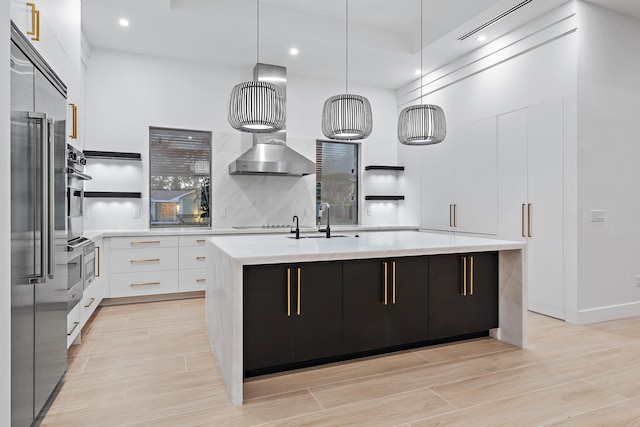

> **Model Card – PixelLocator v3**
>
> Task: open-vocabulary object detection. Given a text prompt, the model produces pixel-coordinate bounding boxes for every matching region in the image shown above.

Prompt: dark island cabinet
[428,252,498,340]
[243,261,342,373]
[343,256,429,353]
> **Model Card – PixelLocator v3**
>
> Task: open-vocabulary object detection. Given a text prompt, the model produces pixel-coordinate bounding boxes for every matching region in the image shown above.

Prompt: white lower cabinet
[179,269,207,292]
[178,235,208,292]
[66,303,80,349]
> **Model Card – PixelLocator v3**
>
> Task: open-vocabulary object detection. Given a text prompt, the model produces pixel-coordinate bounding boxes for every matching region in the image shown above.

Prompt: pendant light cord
[420,0,423,103]
[346,0,349,95]
[256,0,260,64]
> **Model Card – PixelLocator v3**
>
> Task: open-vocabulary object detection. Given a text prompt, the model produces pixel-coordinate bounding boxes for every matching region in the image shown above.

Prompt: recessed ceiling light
[477,35,487,42]
[119,18,130,27]
[289,48,299,56]
[414,69,422,76]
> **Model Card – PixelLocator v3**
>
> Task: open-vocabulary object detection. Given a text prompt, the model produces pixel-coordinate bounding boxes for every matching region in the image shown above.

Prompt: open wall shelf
[364,165,404,171]
[84,191,142,199]
[84,150,141,161]
[365,196,405,201]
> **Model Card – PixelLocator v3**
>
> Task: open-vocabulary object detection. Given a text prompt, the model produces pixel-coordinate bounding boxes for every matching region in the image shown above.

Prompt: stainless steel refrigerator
[10,22,68,427]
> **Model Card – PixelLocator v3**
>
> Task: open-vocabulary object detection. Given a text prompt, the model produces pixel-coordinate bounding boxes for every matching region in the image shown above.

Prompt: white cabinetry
[421,117,498,235]
[178,236,208,292]
[109,236,179,298]
[498,98,565,319]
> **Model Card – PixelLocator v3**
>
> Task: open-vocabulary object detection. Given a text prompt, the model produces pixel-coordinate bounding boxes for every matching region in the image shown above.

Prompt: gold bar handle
[130,240,161,245]
[392,261,396,305]
[454,204,457,228]
[462,256,467,296]
[287,268,291,317]
[130,282,160,287]
[130,258,160,263]
[528,203,532,238]
[69,103,77,139]
[96,246,101,277]
[196,278,205,283]
[84,297,96,308]
[297,268,301,316]
[470,256,474,296]
[196,239,206,244]
[196,256,206,261]
[32,8,40,41]
[521,204,526,237]
[27,2,36,35]
[449,204,453,227]
[383,262,388,305]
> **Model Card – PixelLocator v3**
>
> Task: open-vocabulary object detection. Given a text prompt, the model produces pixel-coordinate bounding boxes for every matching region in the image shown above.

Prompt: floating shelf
[364,165,404,171]
[365,196,405,201]
[84,150,141,161]
[84,191,142,199]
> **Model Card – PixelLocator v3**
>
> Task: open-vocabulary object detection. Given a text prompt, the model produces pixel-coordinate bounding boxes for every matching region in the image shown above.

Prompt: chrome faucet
[291,215,300,239]
[319,203,331,238]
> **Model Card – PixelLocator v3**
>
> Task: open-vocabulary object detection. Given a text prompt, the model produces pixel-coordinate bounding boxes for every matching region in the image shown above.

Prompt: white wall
[83,48,399,230]
[2,0,13,423]
[576,2,640,322]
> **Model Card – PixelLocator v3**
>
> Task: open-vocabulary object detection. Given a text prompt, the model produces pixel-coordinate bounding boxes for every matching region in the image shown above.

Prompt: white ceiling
[81,0,640,90]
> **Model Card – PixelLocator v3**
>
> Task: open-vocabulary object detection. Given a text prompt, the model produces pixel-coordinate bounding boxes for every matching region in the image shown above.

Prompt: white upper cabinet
[421,116,498,235]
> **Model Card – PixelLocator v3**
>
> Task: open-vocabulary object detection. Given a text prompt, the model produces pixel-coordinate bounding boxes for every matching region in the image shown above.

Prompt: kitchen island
[205,231,526,405]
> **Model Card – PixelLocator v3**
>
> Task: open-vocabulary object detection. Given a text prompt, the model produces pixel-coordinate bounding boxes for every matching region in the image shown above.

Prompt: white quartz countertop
[208,231,525,265]
[84,225,418,240]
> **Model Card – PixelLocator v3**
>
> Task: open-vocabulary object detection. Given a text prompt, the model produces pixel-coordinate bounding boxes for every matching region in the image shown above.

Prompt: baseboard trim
[101,291,204,306]
[578,301,640,324]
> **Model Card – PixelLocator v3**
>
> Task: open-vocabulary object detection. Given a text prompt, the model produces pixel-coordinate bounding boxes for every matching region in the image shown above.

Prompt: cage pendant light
[228,0,285,133]
[398,0,446,145]
[322,0,373,140]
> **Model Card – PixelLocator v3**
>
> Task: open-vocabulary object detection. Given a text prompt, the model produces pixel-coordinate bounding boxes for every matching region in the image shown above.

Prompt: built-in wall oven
[83,240,96,289]
[66,144,91,242]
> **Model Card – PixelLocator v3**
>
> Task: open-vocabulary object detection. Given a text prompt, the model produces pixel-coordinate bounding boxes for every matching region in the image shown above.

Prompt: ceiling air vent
[457,0,533,41]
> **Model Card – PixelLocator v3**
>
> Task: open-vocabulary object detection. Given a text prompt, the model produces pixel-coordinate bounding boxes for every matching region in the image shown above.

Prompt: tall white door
[455,117,498,235]
[421,135,455,232]
[527,98,565,319]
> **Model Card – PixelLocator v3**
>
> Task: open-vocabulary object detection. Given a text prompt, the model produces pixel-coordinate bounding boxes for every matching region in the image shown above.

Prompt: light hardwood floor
[43,298,640,426]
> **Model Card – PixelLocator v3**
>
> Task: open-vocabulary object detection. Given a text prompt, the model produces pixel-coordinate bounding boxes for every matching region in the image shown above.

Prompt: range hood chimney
[229,63,316,176]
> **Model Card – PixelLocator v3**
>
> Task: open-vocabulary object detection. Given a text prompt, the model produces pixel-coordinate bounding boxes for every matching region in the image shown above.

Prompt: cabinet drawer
[67,303,81,349]
[81,280,104,326]
[179,268,207,292]
[110,247,178,273]
[110,270,179,298]
[178,235,209,247]
[179,246,207,270]
[110,236,179,249]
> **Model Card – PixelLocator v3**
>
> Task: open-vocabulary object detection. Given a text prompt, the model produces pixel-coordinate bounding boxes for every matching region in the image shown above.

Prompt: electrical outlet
[83,208,89,218]
[591,210,605,222]
[367,208,372,216]
[133,208,140,218]
[305,208,311,217]
[220,208,227,218]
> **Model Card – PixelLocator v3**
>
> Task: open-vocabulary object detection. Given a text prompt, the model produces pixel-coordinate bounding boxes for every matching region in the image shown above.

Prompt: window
[316,140,358,225]
[149,127,211,228]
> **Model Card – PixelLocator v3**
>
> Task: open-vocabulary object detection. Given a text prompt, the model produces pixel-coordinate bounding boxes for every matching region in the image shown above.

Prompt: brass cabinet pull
[453,204,457,228]
[196,239,206,244]
[521,204,526,237]
[462,256,467,296]
[26,3,40,41]
[392,261,396,305]
[131,240,161,245]
[69,103,77,139]
[96,246,101,277]
[449,204,453,227]
[130,258,160,263]
[196,278,205,283]
[84,297,96,308]
[286,268,291,317]
[67,321,79,336]
[527,203,532,237]
[196,256,206,261]
[130,282,160,287]
[470,256,474,296]
[383,262,388,305]
[297,268,301,316]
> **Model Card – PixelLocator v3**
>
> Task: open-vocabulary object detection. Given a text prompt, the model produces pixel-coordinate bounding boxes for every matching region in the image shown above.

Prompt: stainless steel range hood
[229,63,315,176]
